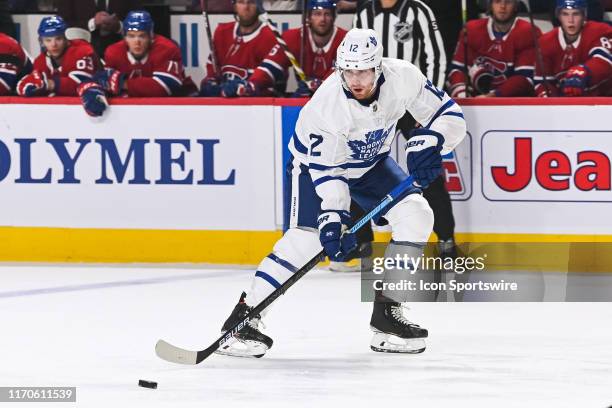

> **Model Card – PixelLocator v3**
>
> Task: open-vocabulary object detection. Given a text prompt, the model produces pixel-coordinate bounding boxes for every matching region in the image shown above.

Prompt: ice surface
[1,264,611,408]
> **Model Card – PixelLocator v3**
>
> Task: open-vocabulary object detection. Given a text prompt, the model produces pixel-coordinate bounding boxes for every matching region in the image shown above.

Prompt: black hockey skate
[215,292,273,358]
[370,292,428,354]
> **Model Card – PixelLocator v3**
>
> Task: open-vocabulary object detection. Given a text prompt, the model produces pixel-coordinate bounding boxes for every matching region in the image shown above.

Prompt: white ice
[1,264,611,408]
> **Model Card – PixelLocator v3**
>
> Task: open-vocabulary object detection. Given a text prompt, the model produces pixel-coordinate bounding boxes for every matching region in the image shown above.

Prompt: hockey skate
[215,292,273,358]
[369,293,428,354]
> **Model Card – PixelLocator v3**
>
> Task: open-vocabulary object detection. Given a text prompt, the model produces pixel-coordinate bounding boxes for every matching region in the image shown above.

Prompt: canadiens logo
[221,65,251,81]
[393,22,413,43]
[474,56,508,85]
[348,125,394,161]
[442,132,472,201]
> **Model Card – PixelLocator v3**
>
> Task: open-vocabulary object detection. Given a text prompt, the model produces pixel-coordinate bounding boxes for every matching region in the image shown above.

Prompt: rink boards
[0,97,611,264]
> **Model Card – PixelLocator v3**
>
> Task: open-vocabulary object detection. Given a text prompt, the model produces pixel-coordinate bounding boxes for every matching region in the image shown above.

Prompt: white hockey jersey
[288,57,466,213]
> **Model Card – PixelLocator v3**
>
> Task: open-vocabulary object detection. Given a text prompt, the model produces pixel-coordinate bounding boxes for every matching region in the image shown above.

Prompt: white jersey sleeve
[397,61,466,154]
[294,103,351,214]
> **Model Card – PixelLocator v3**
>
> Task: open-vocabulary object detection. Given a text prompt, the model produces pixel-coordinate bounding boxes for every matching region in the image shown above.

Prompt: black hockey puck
[138,380,157,389]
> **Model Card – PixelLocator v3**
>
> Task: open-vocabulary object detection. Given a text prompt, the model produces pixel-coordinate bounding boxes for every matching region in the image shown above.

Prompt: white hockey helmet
[336,28,383,91]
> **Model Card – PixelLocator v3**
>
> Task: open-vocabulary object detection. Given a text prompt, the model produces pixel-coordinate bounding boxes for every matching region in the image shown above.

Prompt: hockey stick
[201,0,221,77]
[155,174,416,365]
[522,0,552,96]
[299,0,308,69]
[461,0,472,96]
[258,10,308,81]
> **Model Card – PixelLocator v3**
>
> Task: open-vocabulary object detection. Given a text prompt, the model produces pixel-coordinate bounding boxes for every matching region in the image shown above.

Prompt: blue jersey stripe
[425,99,456,129]
[292,133,308,154]
[441,111,464,120]
[267,253,298,273]
[591,49,612,63]
[255,271,281,288]
[260,62,285,81]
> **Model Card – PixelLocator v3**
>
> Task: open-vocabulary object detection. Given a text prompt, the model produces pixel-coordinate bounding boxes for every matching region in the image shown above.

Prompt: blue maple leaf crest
[348,125,394,160]
[369,36,377,47]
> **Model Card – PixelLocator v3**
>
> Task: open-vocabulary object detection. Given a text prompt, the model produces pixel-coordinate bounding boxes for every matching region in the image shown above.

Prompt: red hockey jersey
[32,39,99,96]
[0,33,31,95]
[105,35,196,97]
[447,17,541,97]
[249,25,347,89]
[204,21,278,91]
[535,21,612,96]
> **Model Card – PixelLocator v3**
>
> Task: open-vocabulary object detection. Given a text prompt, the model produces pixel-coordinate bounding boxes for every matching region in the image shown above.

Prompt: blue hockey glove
[292,78,322,97]
[94,68,124,96]
[199,77,221,97]
[560,64,590,97]
[317,210,358,262]
[405,128,444,188]
[77,81,108,117]
[221,78,257,97]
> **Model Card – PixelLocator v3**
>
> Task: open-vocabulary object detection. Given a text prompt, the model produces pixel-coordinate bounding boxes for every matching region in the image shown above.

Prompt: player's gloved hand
[94,68,124,96]
[77,81,108,117]
[221,78,257,97]
[317,210,358,262]
[292,78,322,97]
[16,70,50,97]
[199,77,221,97]
[560,64,590,97]
[405,128,444,188]
[468,62,494,95]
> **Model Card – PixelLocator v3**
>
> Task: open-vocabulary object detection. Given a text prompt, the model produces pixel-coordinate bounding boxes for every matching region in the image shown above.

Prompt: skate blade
[328,259,361,273]
[214,336,268,359]
[370,332,426,354]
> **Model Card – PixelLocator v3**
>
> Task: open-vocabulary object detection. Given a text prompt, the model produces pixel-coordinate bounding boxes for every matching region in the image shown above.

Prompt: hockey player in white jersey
[218,28,466,356]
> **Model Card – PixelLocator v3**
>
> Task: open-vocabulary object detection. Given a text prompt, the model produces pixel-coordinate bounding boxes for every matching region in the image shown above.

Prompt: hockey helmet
[123,11,155,36]
[37,15,67,38]
[555,0,587,16]
[336,28,383,93]
[308,0,337,10]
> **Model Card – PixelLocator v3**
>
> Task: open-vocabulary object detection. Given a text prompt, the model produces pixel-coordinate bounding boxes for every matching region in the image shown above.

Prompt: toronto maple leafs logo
[369,36,377,47]
[348,125,395,160]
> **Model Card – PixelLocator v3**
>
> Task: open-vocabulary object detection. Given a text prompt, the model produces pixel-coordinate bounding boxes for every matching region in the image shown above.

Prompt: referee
[353,0,459,265]
[354,0,446,88]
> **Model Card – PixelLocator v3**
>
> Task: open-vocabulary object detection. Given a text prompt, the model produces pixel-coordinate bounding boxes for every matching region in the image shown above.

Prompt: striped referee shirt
[354,0,446,89]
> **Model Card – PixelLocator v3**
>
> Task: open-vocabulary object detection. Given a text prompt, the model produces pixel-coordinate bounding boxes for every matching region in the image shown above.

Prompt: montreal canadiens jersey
[447,17,540,97]
[0,32,32,95]
[289,58,466,213]
[535,21,612,96]
[104,35,196,97]
[32,39,99,96]
[205,21,278,93]
[249,26,347,89]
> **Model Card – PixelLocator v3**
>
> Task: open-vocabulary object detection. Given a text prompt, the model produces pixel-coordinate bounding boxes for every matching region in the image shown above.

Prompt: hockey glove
[405,128,444,188]
[16,70,50,97]
[77,81,108,117]
[94,68,124,96]
[199,77,221,97]
[317,210,358,262]
[292,78,322,97]
[468,62,494,95]
[221,78,257,97]
[560,64,590,97]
